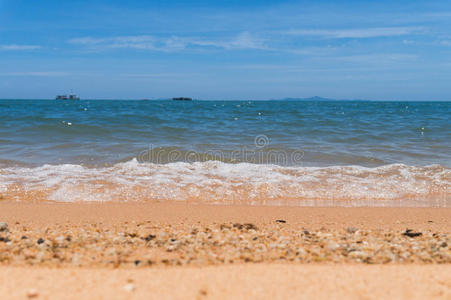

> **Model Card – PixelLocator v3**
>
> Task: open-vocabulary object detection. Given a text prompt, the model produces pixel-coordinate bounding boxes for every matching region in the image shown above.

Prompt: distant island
[172,97,193,101]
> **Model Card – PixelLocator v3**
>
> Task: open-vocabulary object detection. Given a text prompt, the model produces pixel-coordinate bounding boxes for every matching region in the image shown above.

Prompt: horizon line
[0,97,450,102]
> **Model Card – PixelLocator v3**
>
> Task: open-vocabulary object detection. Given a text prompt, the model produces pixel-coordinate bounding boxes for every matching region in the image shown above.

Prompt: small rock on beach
[26,288,39,298]
[0,222,8,232]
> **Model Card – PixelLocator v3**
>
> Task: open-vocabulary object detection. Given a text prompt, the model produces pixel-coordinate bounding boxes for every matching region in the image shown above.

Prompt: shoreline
[0,202,450,229]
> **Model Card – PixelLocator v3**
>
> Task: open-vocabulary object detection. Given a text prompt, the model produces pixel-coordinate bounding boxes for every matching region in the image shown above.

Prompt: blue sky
[1,0,451,100]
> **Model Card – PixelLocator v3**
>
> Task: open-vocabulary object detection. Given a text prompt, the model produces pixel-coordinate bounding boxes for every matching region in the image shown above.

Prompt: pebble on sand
[327,242,340,251]
[403,229,423,238]
[0,222,8,232]
[347,227,359,234]
[124,284,135,292]
[0,222,449,267]
[26,288,39,298]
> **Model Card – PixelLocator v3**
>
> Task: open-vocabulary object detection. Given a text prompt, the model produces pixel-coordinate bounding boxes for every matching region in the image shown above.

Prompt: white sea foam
[0,159,449,206]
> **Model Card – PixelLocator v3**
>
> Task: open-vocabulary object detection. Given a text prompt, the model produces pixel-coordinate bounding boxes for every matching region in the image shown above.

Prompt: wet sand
[0,203,450,299]
[0,202,449,230]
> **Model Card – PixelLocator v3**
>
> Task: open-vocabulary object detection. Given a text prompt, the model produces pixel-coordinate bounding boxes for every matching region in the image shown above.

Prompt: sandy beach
[1,265,450,300]
[2,0,451,298]
[0,203,450,299]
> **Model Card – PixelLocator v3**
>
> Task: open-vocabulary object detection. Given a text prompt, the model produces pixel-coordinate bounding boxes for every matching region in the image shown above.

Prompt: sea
[0,99,449,206]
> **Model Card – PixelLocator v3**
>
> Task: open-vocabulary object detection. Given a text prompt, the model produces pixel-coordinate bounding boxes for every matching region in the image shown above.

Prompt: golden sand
[0,203,450,299]
[1,265,451,300]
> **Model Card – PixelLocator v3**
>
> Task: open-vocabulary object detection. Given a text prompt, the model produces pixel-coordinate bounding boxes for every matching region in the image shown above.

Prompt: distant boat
[56,93,80,100]
[172,97,192,101]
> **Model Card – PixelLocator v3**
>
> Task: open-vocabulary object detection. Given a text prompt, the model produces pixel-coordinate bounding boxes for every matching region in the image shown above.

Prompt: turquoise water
[0,100,449,167]
[0,99,449,205]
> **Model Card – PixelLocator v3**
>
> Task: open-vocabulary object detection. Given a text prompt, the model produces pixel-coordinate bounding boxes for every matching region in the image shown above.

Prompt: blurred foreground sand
[0,203,449,299]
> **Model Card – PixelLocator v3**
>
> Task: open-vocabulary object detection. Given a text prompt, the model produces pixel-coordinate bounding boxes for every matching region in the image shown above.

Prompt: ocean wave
[0,160,449,206]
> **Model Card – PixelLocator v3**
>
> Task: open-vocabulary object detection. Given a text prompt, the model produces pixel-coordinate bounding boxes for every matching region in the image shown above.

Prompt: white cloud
[0,72,68,77]
[402,39,415,45]
[122,73,187,78]
[440,40,451,46]
[193,32,268,50]
[283,27,422,38]
[334,53,418,63]
[0,44,41,51]
[69,35,157,49]
[69,35,186,51]
[68,32,268,52]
